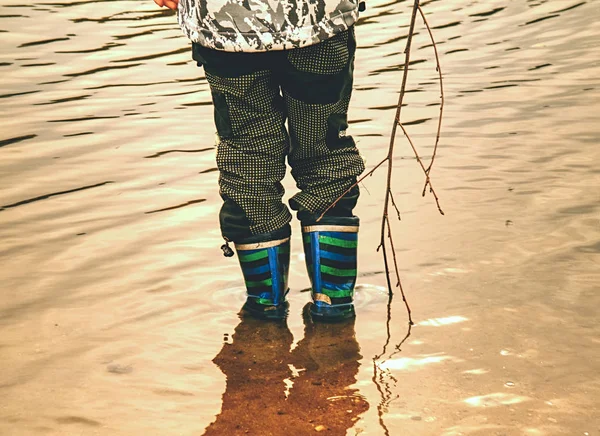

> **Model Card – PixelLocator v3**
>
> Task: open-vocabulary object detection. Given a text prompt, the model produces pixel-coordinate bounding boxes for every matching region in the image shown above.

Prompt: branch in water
[368,1,447,433]
[318,0,445,325]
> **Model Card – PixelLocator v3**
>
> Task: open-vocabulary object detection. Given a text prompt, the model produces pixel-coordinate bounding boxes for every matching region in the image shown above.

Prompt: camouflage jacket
[178,0,361,52]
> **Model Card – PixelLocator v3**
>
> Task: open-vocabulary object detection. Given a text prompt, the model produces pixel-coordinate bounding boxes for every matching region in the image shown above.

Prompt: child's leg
[280,28,365,320]
[195,48,292,318]
[281,27,365,221]
[195,47,292,243]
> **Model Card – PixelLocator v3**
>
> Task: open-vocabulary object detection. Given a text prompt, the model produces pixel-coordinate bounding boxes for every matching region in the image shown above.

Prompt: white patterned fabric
[178,0,361,52]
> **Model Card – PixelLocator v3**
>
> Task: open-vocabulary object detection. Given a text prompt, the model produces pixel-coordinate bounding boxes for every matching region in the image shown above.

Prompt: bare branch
[418,5,444,177]
[399,122,445,215]
[317,0,445,339]
[369,3,446,433]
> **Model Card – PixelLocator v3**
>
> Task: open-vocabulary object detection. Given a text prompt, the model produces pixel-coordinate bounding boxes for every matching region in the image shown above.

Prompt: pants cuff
[235,224,291,244]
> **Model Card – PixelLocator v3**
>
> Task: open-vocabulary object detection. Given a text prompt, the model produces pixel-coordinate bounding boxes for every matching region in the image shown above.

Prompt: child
[153,0,365,321]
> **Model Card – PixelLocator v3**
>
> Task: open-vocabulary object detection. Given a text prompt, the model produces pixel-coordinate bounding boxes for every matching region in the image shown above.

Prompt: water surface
[1,0,599,435]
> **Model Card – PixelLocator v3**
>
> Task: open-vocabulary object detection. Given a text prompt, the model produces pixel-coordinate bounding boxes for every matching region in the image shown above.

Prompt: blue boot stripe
[320,250,356,263]
[322,281,354,291]
[314,300,353,308]
[320,231,358,241]
[268,247,281,305]
[311,232,322,294]
[243,263,272,276]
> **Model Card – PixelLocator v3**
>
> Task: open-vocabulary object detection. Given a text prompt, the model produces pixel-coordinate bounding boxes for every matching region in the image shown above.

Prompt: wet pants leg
[193,27,364,243]
[282,28,365,223]
[196,48,292,243]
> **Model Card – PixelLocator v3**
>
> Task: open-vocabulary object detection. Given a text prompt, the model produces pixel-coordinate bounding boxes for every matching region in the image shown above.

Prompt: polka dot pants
[198,28,365,242]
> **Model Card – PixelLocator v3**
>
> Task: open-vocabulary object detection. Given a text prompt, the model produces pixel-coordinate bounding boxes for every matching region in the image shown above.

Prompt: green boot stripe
[322,289,354,298]
[319,235,357,248]
[321,265,357,277]
[246,278,273,288]
[238,250,269,263]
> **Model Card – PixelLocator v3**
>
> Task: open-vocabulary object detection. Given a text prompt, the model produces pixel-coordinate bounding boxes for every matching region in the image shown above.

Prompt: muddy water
[1,0,599,435]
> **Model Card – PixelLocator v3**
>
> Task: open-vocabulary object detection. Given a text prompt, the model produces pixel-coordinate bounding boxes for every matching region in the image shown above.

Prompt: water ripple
[1,0,599,434]
[0,181,114,211]
[18,37,70,48]
[64,62,142,77]
[145,199,207,214]
[0,134,37,148]
[144,147,213,159]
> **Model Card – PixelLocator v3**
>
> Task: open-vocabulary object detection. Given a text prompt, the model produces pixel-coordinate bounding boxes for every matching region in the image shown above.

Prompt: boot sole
[308,303,356,322]
[242,300,289,320]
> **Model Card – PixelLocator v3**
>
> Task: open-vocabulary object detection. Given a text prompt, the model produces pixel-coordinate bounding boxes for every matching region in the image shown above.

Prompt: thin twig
[374,292,394,361]
[317,156,388,221]
[368,2,444,434]
[379,225,394,294]
[376,0,421,300]
[418,5,444,180]
[317,0,445,323]
[398,122,445,215]
[386,322,414,361]
[388,188,402,221]
[385,215,413,324]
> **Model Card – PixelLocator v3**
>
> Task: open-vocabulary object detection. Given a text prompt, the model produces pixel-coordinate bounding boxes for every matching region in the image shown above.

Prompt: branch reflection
[372,293,413,436]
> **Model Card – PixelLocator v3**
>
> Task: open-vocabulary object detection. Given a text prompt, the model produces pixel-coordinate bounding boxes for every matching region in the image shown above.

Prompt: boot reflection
[203,313,293,435]
[289,304,369,434]
[203,308,368,435]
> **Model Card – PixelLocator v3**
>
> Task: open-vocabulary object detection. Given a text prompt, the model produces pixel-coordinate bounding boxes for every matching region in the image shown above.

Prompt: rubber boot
[236,237,290,320]
[302,217,359,321]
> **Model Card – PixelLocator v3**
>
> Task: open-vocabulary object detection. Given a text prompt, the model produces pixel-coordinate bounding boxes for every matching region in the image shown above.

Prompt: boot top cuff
[235,237,290,251]
[302,224,358,233]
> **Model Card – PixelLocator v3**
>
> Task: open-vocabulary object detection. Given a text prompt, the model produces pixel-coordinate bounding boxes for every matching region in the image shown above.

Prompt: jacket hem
[180,10,359,52]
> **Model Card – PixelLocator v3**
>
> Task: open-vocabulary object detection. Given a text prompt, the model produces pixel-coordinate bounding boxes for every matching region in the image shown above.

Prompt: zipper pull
[221,238,234,257]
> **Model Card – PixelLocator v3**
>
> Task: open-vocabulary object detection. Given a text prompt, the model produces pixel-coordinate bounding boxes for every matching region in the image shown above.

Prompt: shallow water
[1,0,599,435]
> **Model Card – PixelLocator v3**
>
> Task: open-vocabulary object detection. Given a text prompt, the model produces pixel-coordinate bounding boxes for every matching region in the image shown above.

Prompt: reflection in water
[1,0,599,433]
[372,294,412,436]
[204,307,368,435]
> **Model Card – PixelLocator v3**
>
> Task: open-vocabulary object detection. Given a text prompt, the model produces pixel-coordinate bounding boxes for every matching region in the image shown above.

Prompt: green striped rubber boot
[302,221,358,321]
[236,237,290,320]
